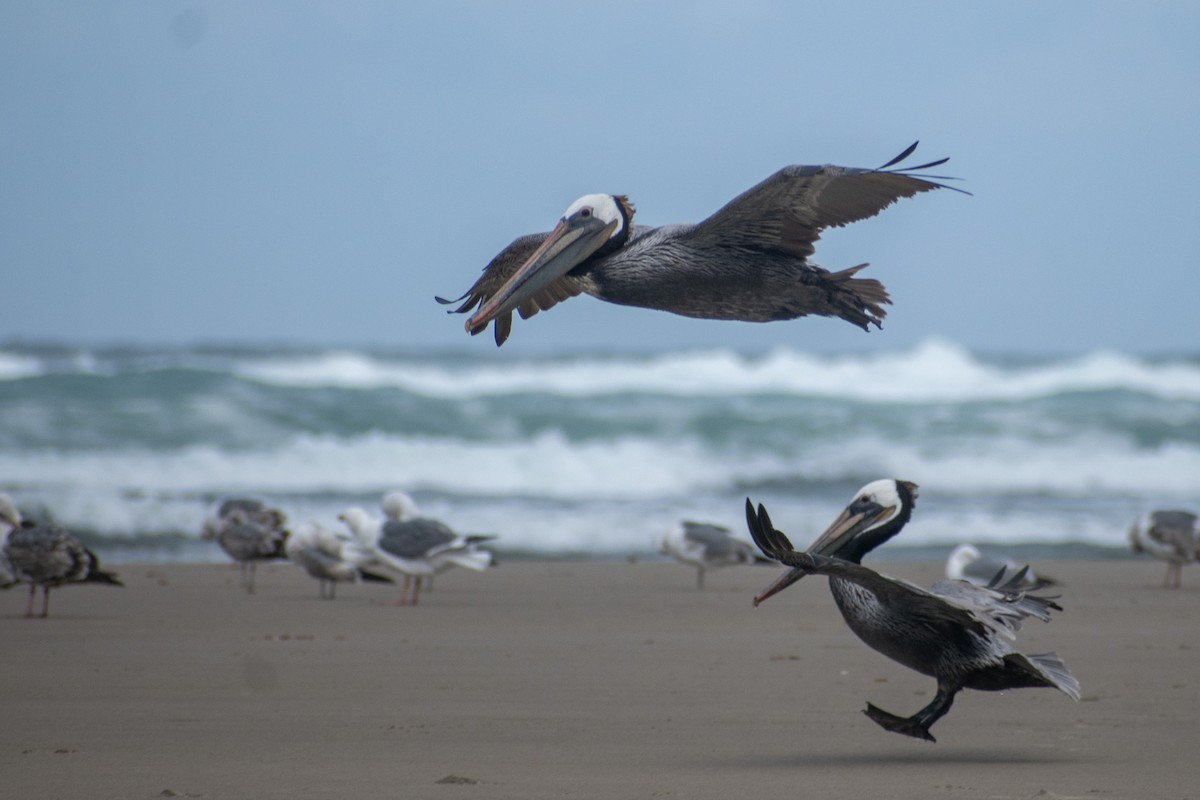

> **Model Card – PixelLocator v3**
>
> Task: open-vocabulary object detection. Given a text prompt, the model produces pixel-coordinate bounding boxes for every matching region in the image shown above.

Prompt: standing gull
[202,498,290,593]
[286,520,393,599]
[0,493,21,588]
[746,479,1079,742]
[339,502,494,606]
[656,520,772,590]
[1128,510,1200,588]
[0,493,122,618]
[945,544,1057,590]
[439,142,965,346]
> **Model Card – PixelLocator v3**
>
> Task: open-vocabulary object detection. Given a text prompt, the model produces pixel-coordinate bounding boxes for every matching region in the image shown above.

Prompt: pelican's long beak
[751,499,894,607]
[805,500,894,558]
[752,564,808,607]
[466,213,617,335]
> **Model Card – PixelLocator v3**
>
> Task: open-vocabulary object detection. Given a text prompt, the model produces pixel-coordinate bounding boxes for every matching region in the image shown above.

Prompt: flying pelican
[438,142,964,346]
[285,520,393,599]
[339,505,494,606]
[746,479,1079,742]
[1128,509,1200,588]
[2,516,123,618]
[656,520,772,590]
[945,543,1057,590]
[203,499,290,594]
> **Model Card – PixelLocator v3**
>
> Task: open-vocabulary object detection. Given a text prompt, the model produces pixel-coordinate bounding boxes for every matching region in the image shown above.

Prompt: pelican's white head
[852,478,910,532]
[464,193,635,342]
[562,193,631,239]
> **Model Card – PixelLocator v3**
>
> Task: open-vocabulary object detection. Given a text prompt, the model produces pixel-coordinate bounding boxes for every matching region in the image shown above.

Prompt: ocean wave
[5,427,1197,506]
[226,339,1200,402]
[0,351,41,380]
[5,339,1200,402]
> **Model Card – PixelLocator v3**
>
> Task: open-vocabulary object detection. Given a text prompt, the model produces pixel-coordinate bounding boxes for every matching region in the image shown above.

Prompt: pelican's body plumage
[440,143,963,346]
[746,479,1079,742]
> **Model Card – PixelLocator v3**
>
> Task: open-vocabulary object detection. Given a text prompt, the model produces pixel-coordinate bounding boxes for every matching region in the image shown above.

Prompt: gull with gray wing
[340,499,494,606]
[1128,509,1200,588]
[0,493,122,618]
[656,520,772,590]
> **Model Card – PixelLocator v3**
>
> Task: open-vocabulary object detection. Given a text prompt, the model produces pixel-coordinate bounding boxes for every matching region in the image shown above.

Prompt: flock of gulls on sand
[199,490,496,605]
[4,143,1198,742]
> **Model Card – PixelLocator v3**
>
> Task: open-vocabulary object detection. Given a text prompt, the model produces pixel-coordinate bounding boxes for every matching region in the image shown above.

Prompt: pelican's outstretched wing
[436,232,586,346]
[686,142,966,260]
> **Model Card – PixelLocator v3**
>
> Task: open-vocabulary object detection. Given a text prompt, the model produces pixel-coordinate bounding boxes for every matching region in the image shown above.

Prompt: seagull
[1128,509,1200,588]
[945,544,1057,590]
[439,142,964,346]
[380,490,499,594]
[655,520,772,589]
[339,503,494,606]
[1,493,24,589]
[746,479,1079,742]
[0,494,123,618]
[203,498,290,593]
[285,520,394,599]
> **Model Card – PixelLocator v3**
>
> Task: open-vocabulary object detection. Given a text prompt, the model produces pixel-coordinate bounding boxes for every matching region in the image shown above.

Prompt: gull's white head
[945,543,982,580]
[0,493,22,531]
[381,490,420,522]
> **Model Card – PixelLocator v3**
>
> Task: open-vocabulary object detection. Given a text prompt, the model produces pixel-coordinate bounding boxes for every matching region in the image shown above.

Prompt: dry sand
[2,558,1196,799]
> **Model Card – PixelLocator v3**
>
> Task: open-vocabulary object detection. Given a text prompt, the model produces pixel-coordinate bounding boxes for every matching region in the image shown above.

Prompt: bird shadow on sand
[701,746,1073,770]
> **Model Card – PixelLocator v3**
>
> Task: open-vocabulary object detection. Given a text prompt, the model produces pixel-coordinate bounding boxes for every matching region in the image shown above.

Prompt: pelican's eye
[578,207,592,218]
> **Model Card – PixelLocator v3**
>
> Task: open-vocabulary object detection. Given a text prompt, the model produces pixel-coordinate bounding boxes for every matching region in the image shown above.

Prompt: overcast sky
[2,2,1197,356]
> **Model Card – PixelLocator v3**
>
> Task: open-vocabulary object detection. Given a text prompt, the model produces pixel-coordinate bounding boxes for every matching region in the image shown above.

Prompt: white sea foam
[229,339,1200,402]
[0,352,41,380]
[3,427,1196,550]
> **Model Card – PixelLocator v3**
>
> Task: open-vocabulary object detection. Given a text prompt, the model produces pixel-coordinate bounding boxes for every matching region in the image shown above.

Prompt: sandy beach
[2,558,1195,799]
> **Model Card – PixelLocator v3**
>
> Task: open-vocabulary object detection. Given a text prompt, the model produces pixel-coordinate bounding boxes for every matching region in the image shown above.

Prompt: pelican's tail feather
[821,263,890,331]
[1027,651,1081,701]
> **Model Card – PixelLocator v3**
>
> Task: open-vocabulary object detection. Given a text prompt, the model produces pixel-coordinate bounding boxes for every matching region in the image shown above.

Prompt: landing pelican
[439,142,964,346]
[746,479,1079,742]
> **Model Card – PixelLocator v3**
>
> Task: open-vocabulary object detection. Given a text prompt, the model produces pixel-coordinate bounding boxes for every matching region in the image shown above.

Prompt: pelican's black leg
[863,684,958,743]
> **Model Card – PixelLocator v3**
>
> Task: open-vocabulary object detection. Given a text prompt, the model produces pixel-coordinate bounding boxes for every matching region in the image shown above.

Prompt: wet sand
[1,558,1195,799]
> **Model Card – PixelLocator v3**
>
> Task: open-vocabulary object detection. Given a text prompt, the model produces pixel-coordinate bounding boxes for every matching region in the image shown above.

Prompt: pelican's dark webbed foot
[863,703,938,743]
[863,684,956,743]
